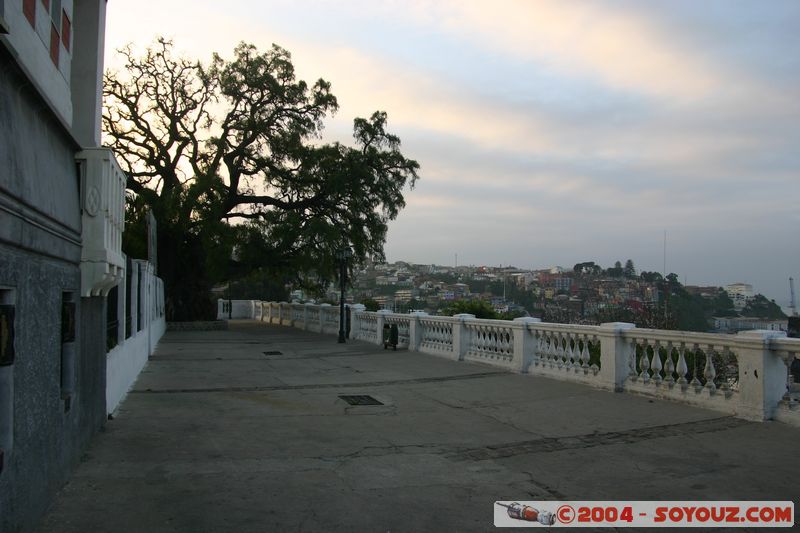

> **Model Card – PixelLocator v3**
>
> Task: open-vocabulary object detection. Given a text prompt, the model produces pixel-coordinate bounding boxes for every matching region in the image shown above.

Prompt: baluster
[551,333,559,366]
[639,340,651,383]
[663,341,675,386]
[651,340,663,385]
[628,337,638,380]
[718,346,730,392]
[590,335,600,373]
[544,333,553,365]
[704,344,717,392]
[690,344,703,390]
[543,333,551,364]
[564,334,574,370]
[570,334,579,372]
[675,344,688,387]
[536,332,544,365]
[580,335,590,372]
[554,333,564,369]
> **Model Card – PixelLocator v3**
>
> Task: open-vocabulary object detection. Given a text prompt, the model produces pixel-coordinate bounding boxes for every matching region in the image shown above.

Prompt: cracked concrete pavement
[37,321,800,532]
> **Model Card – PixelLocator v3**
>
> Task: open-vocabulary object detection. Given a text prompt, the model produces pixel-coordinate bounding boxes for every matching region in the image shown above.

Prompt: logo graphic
[496,502,556,525]
[557,504,576,524]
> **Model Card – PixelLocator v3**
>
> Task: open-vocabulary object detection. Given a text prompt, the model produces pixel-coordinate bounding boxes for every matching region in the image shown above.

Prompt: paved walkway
[39,321,800,532]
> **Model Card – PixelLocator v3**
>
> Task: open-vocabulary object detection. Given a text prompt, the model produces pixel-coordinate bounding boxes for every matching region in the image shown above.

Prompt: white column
[408,311,428,352]
[598,322,636,391]
[736,330,788,421]
[512,317,541,372]
[350,304,366,340]
[452,314,475,361]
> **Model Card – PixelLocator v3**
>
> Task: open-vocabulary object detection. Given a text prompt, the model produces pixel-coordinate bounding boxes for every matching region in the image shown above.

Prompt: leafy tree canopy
[105,39,419,319]
[440,299,498,319]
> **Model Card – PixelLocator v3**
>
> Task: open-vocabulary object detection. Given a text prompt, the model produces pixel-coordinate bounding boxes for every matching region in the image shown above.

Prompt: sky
[104,0,800,307]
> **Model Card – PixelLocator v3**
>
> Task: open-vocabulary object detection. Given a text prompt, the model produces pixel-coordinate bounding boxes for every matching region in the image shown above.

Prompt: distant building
[394,289,418,304]
[713,317,786,333]
[725,283,754,310]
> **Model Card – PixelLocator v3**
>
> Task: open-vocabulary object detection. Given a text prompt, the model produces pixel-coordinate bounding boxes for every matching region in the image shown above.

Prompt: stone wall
[0,49,107,532]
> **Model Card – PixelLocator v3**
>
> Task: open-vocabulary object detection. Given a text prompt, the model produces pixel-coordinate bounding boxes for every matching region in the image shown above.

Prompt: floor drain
[263,351,282,356]
[339,395,383,406]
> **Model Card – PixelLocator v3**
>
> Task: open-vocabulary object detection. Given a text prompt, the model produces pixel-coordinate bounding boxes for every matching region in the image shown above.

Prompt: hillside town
[306,260,791,334]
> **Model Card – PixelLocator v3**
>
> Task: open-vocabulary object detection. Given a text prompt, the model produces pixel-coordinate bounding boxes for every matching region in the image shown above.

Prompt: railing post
[350,304,366,340]
[319,303,330,333]
[376,309,392,346]
[598,322,636,391]
[130,264,139,333]
[408,311,428,352]
[736,330,788,421]
[452,313,475,361]
[303,303,312,330]
[513,317,541,372]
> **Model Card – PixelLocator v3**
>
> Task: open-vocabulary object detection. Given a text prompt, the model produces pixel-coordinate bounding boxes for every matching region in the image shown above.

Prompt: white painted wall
[106,260,165,415]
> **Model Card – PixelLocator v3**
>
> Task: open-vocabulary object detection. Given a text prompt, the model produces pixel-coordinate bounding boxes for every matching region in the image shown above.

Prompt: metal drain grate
[339,395,383,406]
[263,351,283,356]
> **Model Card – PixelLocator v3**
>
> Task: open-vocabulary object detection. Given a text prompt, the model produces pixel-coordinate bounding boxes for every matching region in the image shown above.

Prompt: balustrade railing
[528,323,602,380]
[292,303,304,324]
[464,319,515,366]
[218,300,800,425]
[384,314,411,349]
[356,311,379,343]
[419,316,454,355]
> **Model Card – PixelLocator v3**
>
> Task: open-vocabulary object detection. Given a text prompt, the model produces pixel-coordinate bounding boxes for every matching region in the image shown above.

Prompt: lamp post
[336,247,353,343]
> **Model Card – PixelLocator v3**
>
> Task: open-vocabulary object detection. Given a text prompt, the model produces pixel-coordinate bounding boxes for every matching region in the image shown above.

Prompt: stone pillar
[117,277,125,345]
[350,304,366,340]
[320,303,331,332]
[130,263,139,333]
[452,314,475,361]
[512,317,541,372]
[736,330,788,421]
[303,303,313,330]
[408,311,428,352]
[598,322,636,391]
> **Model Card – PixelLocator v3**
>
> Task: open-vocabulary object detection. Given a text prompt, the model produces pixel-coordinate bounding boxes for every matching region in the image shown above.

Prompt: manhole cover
[339,395,383,406]
[263,351,282,356]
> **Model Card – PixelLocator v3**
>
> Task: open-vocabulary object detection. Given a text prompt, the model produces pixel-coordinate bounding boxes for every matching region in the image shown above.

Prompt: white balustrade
[419,317,454,356]
[228,301,800,425]
[464,319,515,366]
[384,315,411,349]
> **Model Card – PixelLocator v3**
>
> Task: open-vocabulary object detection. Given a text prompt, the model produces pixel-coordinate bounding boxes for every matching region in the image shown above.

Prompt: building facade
[0,1,149,530]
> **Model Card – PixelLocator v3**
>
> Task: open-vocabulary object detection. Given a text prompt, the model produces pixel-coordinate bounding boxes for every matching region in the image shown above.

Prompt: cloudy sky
[105,0,800,306]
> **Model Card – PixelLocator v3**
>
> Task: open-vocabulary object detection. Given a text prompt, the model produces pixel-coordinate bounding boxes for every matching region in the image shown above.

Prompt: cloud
[103,1,800,303]
[392,0,722,100]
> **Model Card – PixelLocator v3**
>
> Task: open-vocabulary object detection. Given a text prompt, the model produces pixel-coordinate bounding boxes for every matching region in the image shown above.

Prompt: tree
[104,39,419,319]
[624,259,635,278]
[640,271,663,283]
[606,261,624,278]
[440,300,498,319]
[741,294,787,319]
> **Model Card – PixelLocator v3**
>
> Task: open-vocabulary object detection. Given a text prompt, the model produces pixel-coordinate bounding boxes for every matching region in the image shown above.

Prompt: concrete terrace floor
[38,321,800,532]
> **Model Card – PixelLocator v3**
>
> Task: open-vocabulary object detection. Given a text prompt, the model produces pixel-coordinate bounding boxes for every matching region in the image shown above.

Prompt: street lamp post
[336,247,353,343]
